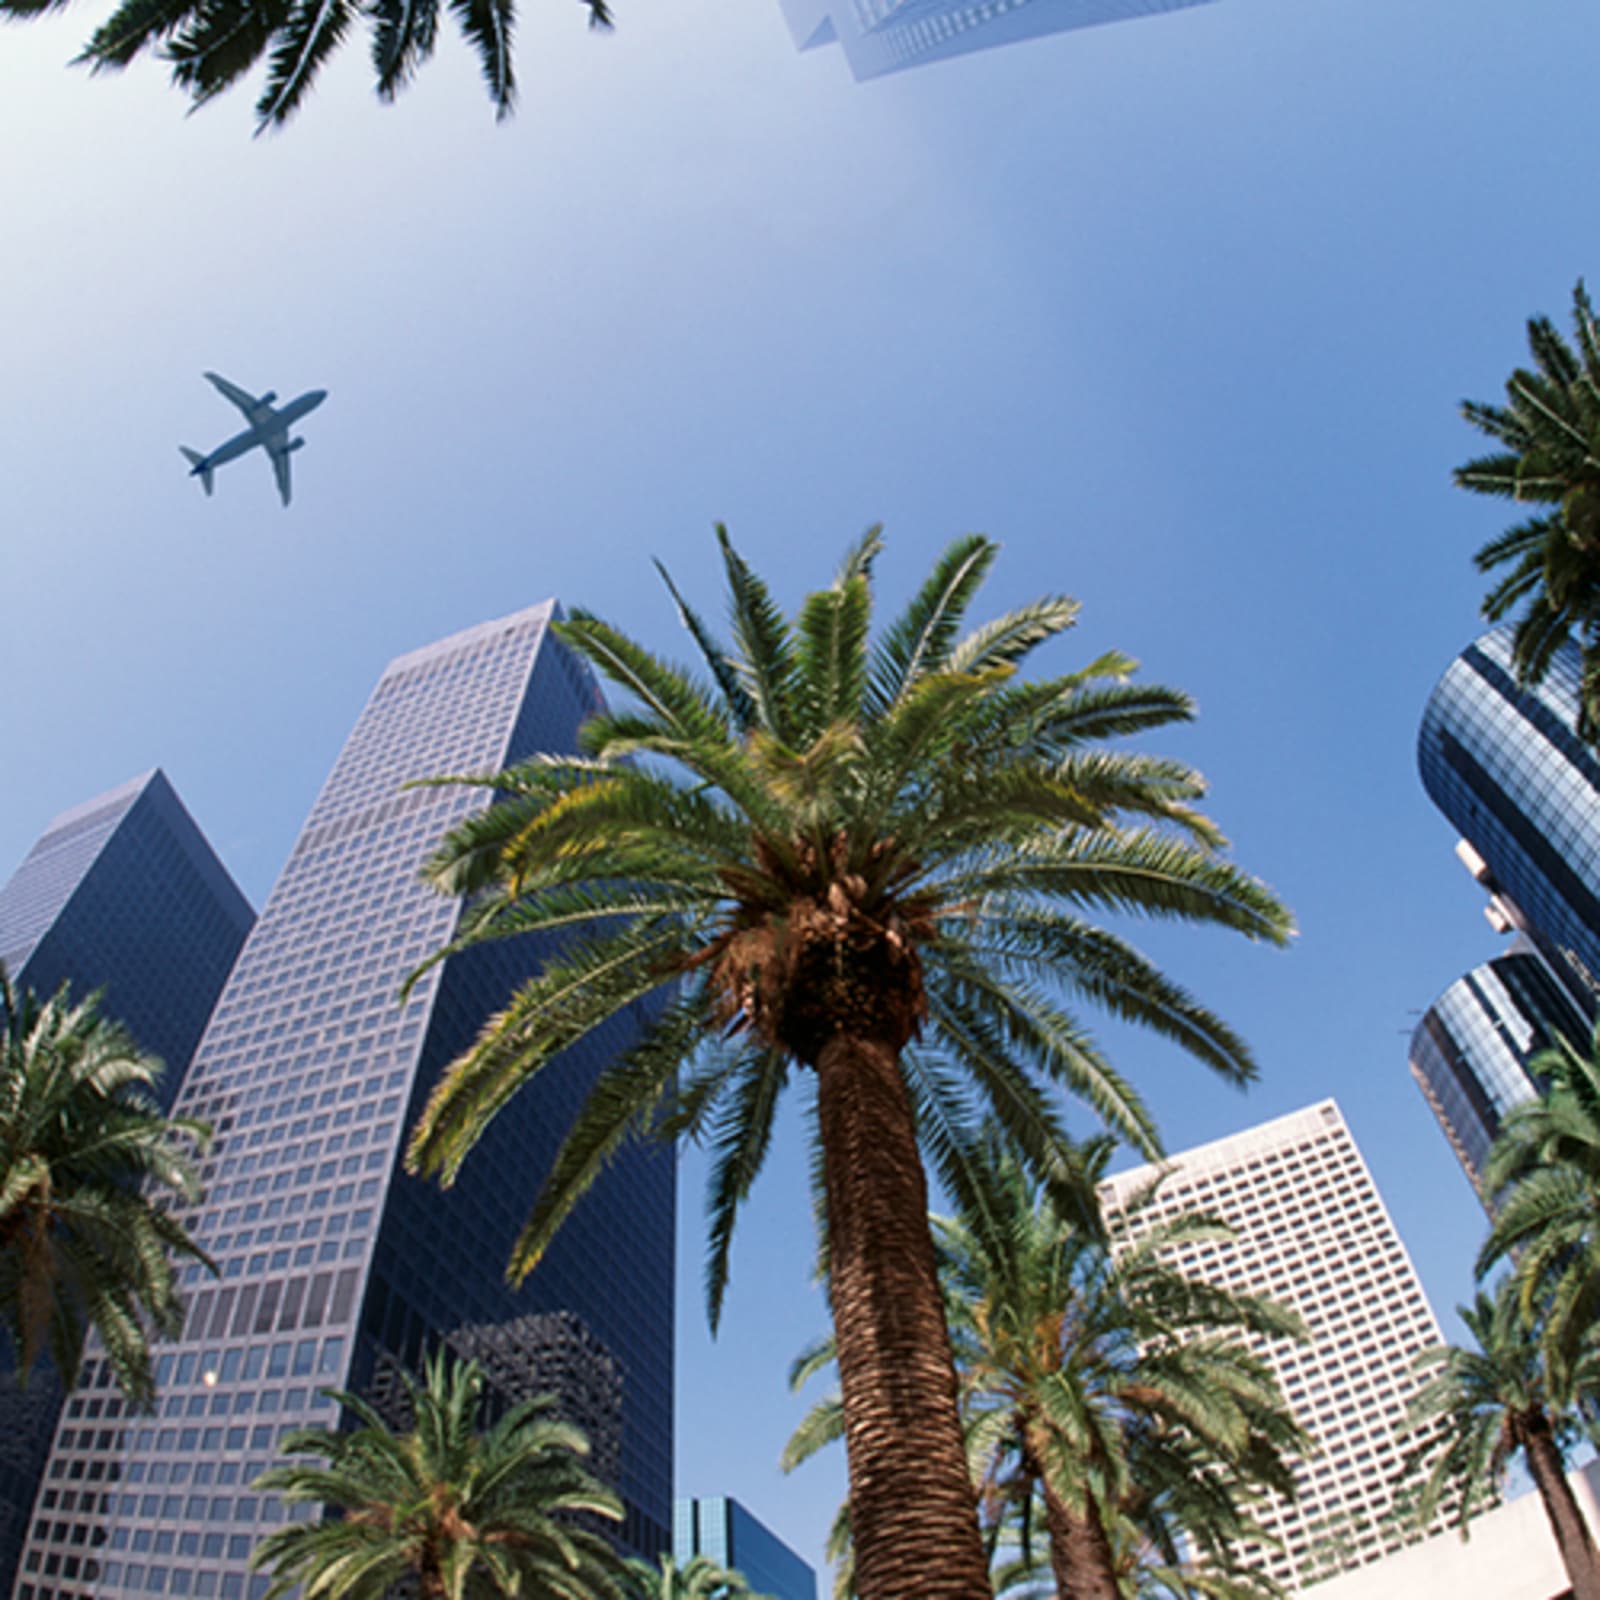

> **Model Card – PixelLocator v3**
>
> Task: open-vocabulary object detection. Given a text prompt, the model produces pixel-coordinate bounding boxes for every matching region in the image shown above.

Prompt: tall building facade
[777,0,1214,82]
[0,771,253,1598]
[1409,949,1590,1199]
[0,769,254,1110]
[1419,625,1600,1013]
[14,603,675,1600]
[1101,1101,1444,1591]
[674,1498,816,1600]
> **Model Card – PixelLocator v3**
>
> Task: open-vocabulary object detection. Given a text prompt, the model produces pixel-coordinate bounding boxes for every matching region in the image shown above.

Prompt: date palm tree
[0,966,211,1406]
[404,527,1293,1598]
[937,1137,1308,1600]
[0,0,610,129]
[624,1551,775,1599]
[1398,1277,1600,1600]
[784,1130,1308,1600]
[1457,281,1600,742]
[1478,1022,1600,1390]
[250,1348,629,1600]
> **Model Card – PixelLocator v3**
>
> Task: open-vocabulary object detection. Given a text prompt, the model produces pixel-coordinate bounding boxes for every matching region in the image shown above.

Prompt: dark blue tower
[0,770,253,1597]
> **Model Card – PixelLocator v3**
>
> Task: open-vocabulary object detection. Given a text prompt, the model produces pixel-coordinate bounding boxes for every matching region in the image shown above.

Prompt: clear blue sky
[3,0,1598,1576]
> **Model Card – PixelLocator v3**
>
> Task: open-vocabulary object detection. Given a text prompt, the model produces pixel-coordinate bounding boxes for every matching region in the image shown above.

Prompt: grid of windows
[1419,626,1600,1011]
[1409,951,1588,1196]
[1100,1102,1444,1591]
[782,0,1213,81]
[15,603,674,1600]
[0,772,253,1597]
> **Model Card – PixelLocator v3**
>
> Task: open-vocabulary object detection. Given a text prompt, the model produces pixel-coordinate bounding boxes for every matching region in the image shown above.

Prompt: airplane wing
[267,435,294,507]
[204,371,275,425]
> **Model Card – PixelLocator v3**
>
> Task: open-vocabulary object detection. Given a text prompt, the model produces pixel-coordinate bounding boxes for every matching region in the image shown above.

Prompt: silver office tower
[15,604,674,1600]
[1101,1102,1445,1591]
[777,0,1214,81]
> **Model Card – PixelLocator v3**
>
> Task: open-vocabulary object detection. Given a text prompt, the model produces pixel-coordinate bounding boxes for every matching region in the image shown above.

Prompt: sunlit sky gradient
[5,0,1599,1574]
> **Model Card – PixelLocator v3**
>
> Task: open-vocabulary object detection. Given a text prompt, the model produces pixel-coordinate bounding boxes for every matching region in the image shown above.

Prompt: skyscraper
[0,770,253,1597]
[777,0,1213,82]
[1101,1102,1444,1591]
[1418,625,1600,1013]
[0,769,254,1110]
[1409,949,1589,1199]
[674,1498,816,1600]
[15,603,675,1600]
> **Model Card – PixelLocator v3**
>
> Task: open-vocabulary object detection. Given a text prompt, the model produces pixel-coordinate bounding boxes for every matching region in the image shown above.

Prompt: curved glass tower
[1409,950,1589,1198]
[1418,625,1600,1011]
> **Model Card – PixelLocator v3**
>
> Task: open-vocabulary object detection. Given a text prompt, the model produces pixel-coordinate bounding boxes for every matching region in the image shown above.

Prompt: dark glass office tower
[0,771,253,1598]
[674,1498,816,1600]
[0,770,254,1110]
[1409,950,1590,1198]
[1419,626,1600,1011]
[14,604,675,1600]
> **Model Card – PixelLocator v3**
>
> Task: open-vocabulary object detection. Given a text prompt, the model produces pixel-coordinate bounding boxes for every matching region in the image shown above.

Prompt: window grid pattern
[1100,1102,1445,1591]
[1419,626,1600,1010]
[15,603,674,1600]
[1409,951,1588,1196]
[0,772,253,1597]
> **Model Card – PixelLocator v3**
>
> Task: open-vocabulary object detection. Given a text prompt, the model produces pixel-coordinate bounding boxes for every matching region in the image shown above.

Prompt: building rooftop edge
[381,600,561,675]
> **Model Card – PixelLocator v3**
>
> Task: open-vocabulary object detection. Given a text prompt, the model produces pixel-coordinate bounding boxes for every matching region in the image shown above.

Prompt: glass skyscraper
[0,770,253,1597]
[674,1497,816,1600]
[1409,950,1589,1199]
[0,769,254,1112]
[777,0,1214,82]
[1418,625,1600,1012]
[15,603,675,1600]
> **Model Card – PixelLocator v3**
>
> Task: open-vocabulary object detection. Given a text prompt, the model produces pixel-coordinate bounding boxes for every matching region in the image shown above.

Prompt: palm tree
[1478,1021,1600,1391]
[786,1132,1308,1600]
[0,0,610,130]
[0,966,211,1406]
[404,527,1293,1598]
[1398,1277,1600,1600]
[251,1347,629,1600]
[1457,281,1600,742]
[624,1551,775,1599]
[947,1145,1308,1600]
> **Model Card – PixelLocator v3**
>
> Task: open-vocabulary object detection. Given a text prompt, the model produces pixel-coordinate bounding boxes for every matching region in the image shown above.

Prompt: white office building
[1101,1101,1444,1590]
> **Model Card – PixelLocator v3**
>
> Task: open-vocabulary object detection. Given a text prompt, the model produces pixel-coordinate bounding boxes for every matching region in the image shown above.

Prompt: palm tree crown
[1398,1277,1600,1600]
[0,0,610,130]
[404,527,1292,1596]
[938,1138,1309,1600]
[0,966,211,1406]
[624,1551,776,1599]
[251,1348,629,1600]
[1479,1021,1600,1389]
[1457,280,1600,741]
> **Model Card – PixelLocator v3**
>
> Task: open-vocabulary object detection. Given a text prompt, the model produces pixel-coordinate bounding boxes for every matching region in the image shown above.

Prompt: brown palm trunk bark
[813,1031,992,1599]
[1524,1413,1600,1600]
[1040,1476,1121,1600]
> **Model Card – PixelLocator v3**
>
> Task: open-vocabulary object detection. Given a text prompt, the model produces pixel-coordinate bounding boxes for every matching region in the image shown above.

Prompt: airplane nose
[310,390,328,406]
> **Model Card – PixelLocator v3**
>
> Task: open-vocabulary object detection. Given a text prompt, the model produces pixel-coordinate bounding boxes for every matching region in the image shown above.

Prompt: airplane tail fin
[179,447,214,497]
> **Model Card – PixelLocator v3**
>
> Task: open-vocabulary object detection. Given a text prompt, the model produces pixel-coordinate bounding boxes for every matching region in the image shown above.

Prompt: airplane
[180,372,328,507]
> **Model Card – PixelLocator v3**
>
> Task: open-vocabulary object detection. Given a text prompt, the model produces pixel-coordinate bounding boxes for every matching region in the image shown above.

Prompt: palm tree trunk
[1524,1414,1600,1600]
[813,1030,991,1599]
[1040,1477,1121,1600]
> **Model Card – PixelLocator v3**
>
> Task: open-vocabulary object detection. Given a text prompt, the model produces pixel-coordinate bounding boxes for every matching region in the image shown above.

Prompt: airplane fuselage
[182,375,328,506]
[198,390,326,469]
